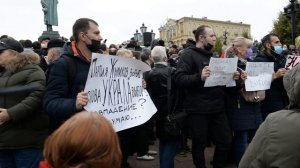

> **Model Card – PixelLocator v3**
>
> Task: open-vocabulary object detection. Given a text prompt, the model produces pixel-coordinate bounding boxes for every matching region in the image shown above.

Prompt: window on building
[179,22,183,34]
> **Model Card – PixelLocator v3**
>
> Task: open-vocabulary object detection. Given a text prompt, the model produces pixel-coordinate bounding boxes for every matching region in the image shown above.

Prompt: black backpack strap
[62,56,76,93]
[45,64,52,83]
[168,67,186,115]
[167,67,172,115]
[143,68,155,97]
[143,69,151,81]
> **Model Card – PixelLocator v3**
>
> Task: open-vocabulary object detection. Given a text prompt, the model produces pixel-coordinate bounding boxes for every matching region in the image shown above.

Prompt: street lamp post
[284,0,300,45]
[134,29,141,42]
[140,23,147,34]
[133,23,155,47]
[151,29,156,40]
[223,30,229,45]
[134,30,138,41]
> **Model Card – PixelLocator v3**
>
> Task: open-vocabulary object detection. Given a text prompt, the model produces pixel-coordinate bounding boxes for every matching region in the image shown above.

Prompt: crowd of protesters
[0,17,300,168]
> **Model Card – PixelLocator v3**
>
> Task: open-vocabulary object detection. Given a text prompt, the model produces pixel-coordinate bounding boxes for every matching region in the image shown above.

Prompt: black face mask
[87,39,101,53]
[204,42,214,51]
[85,35,101,52]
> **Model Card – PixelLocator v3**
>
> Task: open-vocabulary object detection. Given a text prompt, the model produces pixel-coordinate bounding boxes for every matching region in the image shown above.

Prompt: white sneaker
[147,150,158,155]
[136,155,155,160]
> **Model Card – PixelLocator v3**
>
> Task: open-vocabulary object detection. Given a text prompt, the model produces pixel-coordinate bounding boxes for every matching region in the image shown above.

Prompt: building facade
[159,17,251,46]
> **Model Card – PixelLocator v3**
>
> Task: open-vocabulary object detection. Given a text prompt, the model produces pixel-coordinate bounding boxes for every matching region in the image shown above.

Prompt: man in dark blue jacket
[43,18,102,130]
[255,33,289,120]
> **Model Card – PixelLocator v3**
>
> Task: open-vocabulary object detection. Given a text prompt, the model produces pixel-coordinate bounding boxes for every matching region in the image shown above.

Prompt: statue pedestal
[38,31,60,41]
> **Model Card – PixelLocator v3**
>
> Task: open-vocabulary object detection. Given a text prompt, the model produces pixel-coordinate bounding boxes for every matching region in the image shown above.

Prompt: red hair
[43,111,121,168]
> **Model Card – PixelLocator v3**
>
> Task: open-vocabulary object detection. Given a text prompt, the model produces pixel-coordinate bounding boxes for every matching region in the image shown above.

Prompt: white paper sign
[245,62,274,91]
[84,54,157,132]
[204,57,238,87]
[285,55,300,70]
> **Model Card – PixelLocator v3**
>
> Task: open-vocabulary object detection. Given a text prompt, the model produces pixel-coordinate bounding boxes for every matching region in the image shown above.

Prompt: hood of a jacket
[185,39,213,56]
[186,38,196,48]
[257,51,286,62]
[3,51,41,73]
[62,42,103,58]
[188,45,213,57]
[61,42,74,57]
[283,64,300,109]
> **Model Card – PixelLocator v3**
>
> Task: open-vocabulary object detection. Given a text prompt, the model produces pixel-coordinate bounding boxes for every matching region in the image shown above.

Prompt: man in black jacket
[255,33,289,120]
[145,46,179,168]
[174,25,239,168]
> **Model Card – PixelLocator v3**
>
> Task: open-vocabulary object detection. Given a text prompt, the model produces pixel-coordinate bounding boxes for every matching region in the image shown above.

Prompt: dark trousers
[119,126,149,168]
[159,139,181,168]
[181,117,190,148]
[144,117,156,141]
[119,128,136,168]
[189,112,231,168]
[0,148,43,168]
[233,129,256,167]
[136,124,150,156]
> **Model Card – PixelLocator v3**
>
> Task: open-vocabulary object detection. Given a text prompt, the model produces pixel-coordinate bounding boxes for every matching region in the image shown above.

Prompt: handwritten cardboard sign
[84,54,157,132]
[285,55,300,70]
[204,57,238,87]
[245,62,274,91]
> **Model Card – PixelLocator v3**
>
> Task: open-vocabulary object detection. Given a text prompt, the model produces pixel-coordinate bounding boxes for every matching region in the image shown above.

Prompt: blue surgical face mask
[273,45,283,55]
[245,48,253,58]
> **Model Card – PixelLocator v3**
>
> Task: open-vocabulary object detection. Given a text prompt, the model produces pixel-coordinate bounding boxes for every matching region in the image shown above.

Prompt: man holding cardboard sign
[44,18,103,132]
[254,33,289,120]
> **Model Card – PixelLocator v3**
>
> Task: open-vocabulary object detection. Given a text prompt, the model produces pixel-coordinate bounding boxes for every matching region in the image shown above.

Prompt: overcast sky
[1,0,289,45]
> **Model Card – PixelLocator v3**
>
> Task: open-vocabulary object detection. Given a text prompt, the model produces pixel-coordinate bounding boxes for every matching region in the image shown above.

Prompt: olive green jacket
[240,64,300,168]
[0,64,48,149]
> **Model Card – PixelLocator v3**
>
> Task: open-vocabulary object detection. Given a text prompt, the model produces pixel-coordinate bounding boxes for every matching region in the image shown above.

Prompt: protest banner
[84,54,157,132]
[285,55,300,70]
[245,62,274,91]
[204,57,238,87]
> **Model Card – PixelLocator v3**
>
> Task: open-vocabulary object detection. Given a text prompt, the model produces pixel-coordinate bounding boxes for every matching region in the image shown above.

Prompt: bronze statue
[41,0,58,31]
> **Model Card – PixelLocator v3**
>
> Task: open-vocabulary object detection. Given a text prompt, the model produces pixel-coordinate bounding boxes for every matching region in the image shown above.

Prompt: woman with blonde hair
[225,37,263,167]
[41,111,122,168]
[225,37,252,58]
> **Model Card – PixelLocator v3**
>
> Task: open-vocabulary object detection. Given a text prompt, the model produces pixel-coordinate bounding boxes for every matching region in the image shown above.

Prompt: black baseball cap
[0,38,24,53]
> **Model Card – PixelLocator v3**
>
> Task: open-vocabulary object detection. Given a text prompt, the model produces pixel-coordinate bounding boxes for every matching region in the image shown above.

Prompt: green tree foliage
[213,38,223,55]
[242,31,252,39]
[272,12,300,45]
